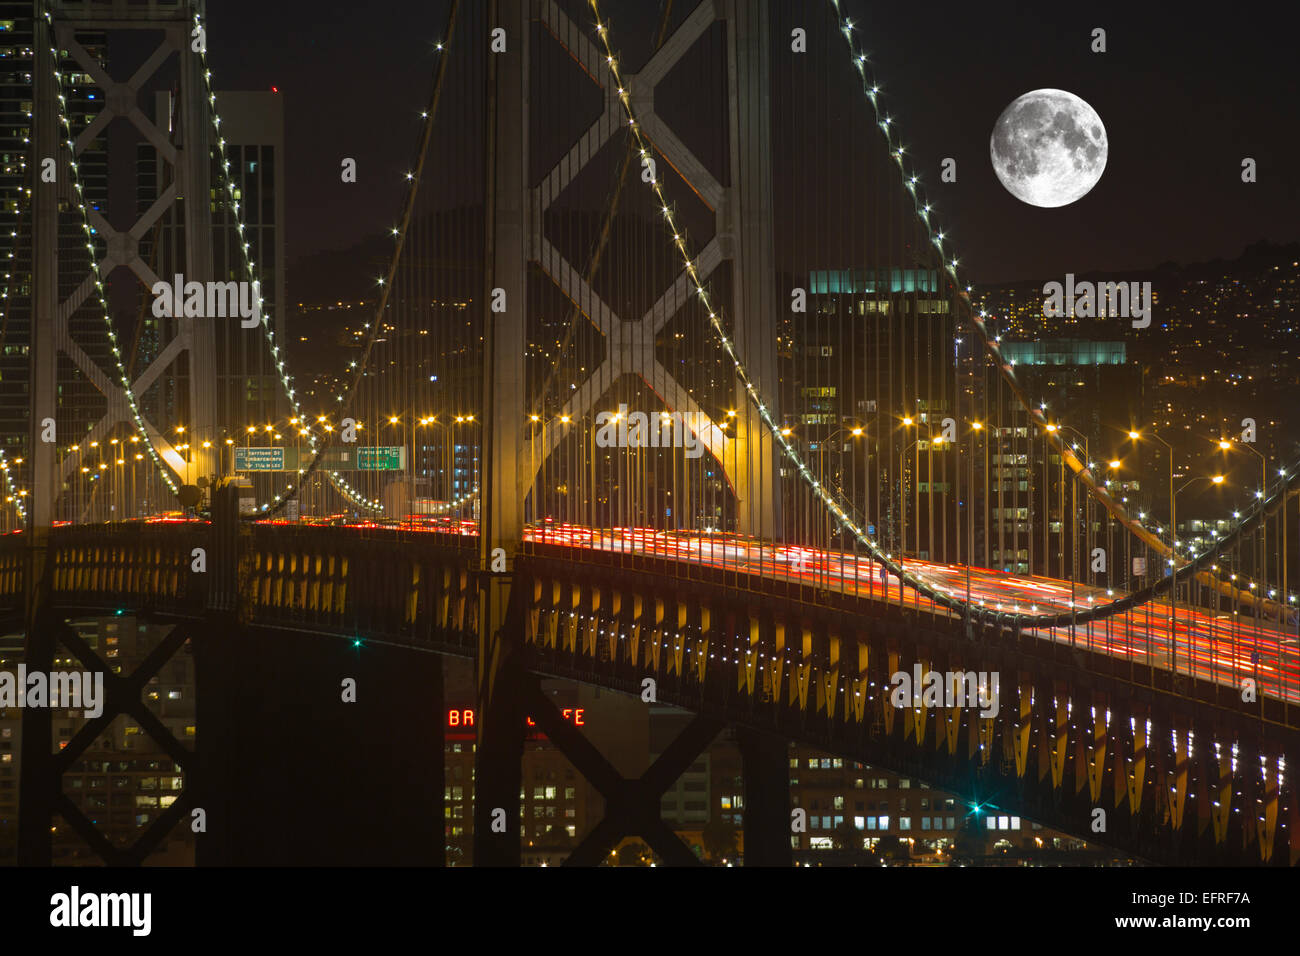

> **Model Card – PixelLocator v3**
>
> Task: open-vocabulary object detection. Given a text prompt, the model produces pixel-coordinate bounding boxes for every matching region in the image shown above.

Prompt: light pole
[813,424,864,548]
[1220,438,1267,592]
[898,431,945,607]
[1131,429,1177,663]
[1170,473,1226,672]
[966,421,985,629]
[1055,425,1091,582]
[899,417,914,557]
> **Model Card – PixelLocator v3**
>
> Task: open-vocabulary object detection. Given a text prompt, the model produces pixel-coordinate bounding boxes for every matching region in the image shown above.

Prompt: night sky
[199,1,1300,284]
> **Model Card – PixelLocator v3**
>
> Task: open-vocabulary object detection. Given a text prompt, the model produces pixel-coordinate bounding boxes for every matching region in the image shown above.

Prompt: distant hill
[979,239,1300,291]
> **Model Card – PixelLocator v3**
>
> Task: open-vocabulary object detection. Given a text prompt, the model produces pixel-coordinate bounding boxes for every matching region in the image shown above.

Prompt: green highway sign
[234,446,286,472]
[357,446,406,471]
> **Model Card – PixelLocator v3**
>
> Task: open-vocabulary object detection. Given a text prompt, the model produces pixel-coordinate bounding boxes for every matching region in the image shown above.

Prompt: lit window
[899,817,911,831]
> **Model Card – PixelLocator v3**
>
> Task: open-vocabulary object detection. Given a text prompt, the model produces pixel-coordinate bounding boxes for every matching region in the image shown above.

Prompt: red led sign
[447,708,585,729]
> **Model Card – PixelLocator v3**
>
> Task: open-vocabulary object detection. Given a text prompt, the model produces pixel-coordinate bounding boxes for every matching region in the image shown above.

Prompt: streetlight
[1168,473,1226,672]
[811,424,865,561]
[1129,428,1178,660]
[900,432,944,569]
[1054,426,1093,586]
[1219,437,1267,592]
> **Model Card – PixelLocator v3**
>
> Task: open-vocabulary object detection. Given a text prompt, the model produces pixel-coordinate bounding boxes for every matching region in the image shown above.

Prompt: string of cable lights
[587,0,1293,628]
[193,1,484,518]
[826,0,1295,611]
[191,8,378,514]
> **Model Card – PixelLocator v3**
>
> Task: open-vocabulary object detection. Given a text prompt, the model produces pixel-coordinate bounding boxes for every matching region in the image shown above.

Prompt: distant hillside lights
[1042,273,1152,329]
[151,274,262,328]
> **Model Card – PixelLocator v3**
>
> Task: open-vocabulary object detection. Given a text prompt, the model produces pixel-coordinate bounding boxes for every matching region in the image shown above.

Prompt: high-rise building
[794,267,959,560]
[138,89,286,454]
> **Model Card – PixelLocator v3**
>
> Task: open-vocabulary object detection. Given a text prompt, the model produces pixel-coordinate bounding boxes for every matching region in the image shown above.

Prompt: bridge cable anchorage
[586,0,1296,634]
[38,1,178,502]
[828,0,1296,621]
[192,2,464,518]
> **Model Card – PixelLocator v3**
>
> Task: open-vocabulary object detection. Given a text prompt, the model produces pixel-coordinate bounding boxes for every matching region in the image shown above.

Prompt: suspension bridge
[2,0,1296,866]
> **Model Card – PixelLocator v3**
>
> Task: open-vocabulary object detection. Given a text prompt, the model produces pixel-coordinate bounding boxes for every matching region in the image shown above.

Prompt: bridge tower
[29,0,221,523]
[477,0,788,865]
[19,0,220,864]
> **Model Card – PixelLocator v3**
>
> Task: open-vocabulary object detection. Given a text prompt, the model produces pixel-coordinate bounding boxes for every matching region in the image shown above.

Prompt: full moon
[990,89,1107,207]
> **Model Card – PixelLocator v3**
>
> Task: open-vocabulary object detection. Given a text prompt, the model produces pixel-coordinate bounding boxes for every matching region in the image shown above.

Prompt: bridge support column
[737,727,792,866]
[474,0,531,868]
[15,609,55,866]
[15,11,59,865]
[176,10,219,481]
[728,0,781,541]
[471,617,529,866]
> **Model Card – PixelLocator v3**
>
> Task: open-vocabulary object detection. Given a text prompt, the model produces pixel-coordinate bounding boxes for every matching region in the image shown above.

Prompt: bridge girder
[6,524,1297,866]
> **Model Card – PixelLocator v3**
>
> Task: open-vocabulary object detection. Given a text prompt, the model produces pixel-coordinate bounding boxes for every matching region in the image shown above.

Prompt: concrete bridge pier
[738,727,793,866]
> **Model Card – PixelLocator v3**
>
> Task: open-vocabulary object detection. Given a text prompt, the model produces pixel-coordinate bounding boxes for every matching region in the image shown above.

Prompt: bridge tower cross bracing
[527,0,783,539]
[30,0,221,515]
[476,0,785,865]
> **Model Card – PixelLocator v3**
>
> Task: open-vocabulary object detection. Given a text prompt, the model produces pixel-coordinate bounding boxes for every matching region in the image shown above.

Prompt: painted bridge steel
[2,523,1296,866]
